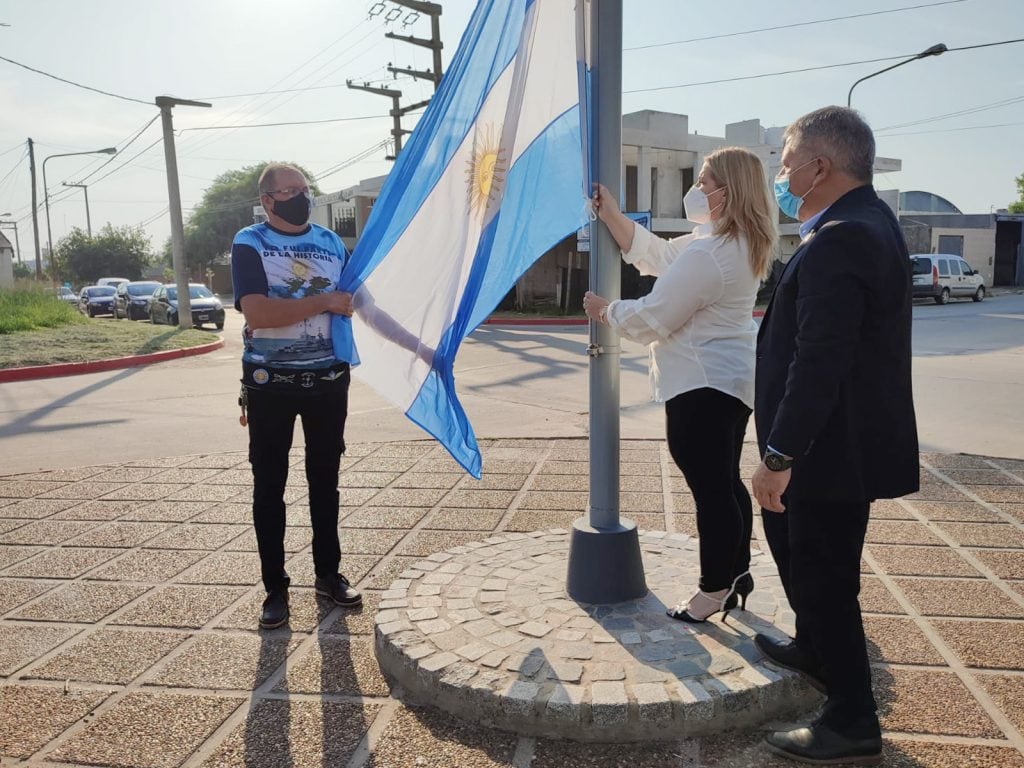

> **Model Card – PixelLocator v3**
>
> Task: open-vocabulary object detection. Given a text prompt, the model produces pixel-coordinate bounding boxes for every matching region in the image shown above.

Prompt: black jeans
[246,382,348,592]
[761,497,876,726]
[665,387,753,592]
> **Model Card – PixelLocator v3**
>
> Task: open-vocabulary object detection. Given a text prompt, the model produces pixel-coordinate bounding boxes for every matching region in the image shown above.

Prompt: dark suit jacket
[755,185,919,503]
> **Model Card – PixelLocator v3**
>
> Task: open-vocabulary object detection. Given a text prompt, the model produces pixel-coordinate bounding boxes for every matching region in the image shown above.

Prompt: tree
[1009,172,1024,214]
[52,224,153,286]
[180,162,321,275]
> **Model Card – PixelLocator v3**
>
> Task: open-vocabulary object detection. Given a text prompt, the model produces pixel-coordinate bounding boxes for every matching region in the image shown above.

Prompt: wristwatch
[763,448,793,472]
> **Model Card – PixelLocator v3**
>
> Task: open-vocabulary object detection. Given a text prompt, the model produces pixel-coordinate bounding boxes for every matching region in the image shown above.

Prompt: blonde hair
[704,147,777,280]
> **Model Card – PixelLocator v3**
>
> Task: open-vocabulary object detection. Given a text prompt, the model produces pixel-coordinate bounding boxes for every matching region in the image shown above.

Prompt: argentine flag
[335,0,589,478]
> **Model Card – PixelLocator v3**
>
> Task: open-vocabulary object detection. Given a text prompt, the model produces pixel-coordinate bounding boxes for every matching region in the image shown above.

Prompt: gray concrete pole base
[566,516,648,604]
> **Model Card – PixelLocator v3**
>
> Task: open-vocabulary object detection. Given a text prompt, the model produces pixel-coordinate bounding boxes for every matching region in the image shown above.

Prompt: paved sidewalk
[1,439,1023,767]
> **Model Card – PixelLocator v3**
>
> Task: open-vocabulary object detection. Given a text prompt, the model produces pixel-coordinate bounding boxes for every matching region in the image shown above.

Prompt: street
[1,293,1022,474]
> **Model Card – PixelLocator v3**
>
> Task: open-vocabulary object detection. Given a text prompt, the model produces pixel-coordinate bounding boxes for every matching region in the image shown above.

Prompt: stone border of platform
[374,528,818,742]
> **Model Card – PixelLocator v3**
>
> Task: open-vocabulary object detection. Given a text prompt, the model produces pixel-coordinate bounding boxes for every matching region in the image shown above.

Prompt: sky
[0,0,1022,264]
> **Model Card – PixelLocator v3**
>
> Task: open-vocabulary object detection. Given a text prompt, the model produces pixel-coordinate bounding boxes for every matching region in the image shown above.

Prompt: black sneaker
[314,573,362,607]
[259,588,289,629]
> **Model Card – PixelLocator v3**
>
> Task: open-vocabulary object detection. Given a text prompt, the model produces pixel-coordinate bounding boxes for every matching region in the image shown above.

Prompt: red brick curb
[0,338,225,383]
[483,310,765,325]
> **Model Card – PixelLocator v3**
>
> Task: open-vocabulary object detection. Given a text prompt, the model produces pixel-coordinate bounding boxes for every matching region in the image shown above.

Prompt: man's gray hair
[258,163,304,195]
[784,106,875,183]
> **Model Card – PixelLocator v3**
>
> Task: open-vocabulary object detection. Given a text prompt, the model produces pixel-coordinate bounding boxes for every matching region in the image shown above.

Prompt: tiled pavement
[0,439,1022,767]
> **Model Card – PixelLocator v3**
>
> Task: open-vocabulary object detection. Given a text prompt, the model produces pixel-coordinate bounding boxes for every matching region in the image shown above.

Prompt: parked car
[910,254,985,304]
[97,277,130,289]
[78,285,116,317]
[148,283,225,329]
[113,280,161,320]
[55,286,78,305]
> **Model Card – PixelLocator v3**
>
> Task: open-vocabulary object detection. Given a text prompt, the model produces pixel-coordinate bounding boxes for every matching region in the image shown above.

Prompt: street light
[43,148,116,264]
[62,182,92,237]
[847,43,947,107]
[0,212,20,265]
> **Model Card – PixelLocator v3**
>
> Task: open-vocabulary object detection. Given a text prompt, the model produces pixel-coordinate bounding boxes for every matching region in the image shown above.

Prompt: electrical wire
[624,0,969,51]
[877,120,1024,137]
[875,94,1024,131]
[73,114,161,185]
[0,53,152,105]
[625,38,1024,94]
[179,113,397,132]
[0,148,27,191]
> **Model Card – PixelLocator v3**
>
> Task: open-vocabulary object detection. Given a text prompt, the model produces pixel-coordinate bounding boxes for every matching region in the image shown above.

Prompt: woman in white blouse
[584,147,777,623]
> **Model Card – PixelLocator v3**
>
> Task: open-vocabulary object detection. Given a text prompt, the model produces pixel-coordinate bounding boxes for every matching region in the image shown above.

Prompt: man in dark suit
[751,106,919,765]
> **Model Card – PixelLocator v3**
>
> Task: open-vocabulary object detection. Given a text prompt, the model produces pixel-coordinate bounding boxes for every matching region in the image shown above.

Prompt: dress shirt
[606,222,760,408]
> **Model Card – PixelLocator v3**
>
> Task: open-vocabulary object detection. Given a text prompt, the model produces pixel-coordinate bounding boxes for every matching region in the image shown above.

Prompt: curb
[0,338,225,383]
[484,310,765,325]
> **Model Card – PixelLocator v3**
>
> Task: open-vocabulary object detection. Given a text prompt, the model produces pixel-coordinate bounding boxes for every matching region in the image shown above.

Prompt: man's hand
[752,462,791,513]
[323,291,354,317]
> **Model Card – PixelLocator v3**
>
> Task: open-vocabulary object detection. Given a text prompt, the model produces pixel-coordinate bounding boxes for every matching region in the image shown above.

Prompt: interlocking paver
[2,440,1023,766]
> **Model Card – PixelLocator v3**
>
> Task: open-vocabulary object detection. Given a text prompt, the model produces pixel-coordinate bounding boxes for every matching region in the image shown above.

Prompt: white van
[910,254,985,305]
[96,277,130,289]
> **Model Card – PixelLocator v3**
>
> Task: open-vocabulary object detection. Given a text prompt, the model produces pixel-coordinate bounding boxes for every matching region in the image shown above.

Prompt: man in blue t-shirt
[231,163,361,629]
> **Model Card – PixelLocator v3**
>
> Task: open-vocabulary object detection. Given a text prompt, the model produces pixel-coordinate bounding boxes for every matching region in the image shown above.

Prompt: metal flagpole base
[566,516,647,604]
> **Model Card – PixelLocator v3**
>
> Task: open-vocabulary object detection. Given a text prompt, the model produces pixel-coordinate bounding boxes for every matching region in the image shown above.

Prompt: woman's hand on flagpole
[583,291,610,325]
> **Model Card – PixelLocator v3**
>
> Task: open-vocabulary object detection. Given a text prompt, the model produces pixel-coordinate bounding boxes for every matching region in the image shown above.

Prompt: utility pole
[62,183,92,236]
[156,95,211,330]
[566,0,646,605]
[384,0,443,91]
[350,0,442,159]
[345,82,429,158]
[28,138,42,279]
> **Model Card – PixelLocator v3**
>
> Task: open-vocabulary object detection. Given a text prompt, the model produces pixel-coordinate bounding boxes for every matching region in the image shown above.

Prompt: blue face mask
[774,158,819,220]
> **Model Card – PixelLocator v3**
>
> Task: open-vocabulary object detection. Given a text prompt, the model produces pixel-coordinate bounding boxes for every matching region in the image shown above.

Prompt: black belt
[242,360,350,394]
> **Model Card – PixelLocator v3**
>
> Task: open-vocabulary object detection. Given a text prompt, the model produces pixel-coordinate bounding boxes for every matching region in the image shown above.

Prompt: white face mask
[683,185,725,224]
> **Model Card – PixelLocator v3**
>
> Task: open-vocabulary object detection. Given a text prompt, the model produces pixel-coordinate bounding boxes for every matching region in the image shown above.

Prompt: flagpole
[566,0,646,604]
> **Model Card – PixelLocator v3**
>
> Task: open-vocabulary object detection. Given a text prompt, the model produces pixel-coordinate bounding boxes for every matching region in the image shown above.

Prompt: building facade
[309,110,905,309]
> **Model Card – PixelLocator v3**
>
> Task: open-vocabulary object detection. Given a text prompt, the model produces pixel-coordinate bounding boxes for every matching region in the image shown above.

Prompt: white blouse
[606,223,760,409]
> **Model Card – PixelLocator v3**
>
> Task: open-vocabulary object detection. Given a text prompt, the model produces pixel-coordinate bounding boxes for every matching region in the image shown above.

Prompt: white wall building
[309,110,905,307]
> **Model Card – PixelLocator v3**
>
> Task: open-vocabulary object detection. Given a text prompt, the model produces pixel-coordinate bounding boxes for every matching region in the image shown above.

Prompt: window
[949,260,961,276]
[937,259,950,277]
[650,167,658,215]
[625,165,638,212]
[959,261,973,275]
[911,258,932,276]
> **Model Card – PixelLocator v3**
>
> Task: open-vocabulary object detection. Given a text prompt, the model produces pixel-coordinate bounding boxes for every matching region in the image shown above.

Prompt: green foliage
[1009,172,1024,214]
[12,262,32,279]
[0,282,86,334]
[183,162,321,274]
[52,224,153,286]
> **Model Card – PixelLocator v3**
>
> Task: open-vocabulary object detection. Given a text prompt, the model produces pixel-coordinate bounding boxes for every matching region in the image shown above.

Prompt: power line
[0,53,152,106]
[0,148,27,190]
[0,142,26,159]
[876,94,1024,131]
[624,54,911,94]
[624,0,969,51]
[624,39,1024,94]
[73,114,162,185]
[877,120,1024,137]
[179,113,400,132]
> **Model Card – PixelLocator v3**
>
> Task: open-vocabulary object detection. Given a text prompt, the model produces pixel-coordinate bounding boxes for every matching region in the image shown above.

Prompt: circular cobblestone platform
[374,527,819,741]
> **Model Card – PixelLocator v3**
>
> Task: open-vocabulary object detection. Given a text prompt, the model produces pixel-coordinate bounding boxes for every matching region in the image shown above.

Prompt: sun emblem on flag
[466,124,507,216]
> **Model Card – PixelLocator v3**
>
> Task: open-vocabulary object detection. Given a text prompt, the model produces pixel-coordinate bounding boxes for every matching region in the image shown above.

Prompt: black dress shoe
[259,588,289,629]
[315,573,362,607]
[755,633,827,693]
[765,721,882,765]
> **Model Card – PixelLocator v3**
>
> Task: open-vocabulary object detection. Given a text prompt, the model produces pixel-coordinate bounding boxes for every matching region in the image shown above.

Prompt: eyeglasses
[263,186,310,199]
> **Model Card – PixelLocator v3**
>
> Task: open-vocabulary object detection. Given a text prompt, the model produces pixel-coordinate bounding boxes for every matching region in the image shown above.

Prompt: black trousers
[246,382,348,592]
[761,496,876,725]
[665,387,753,592]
